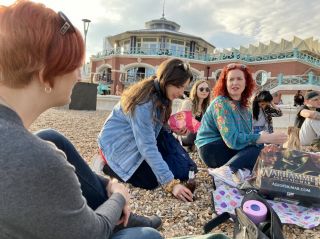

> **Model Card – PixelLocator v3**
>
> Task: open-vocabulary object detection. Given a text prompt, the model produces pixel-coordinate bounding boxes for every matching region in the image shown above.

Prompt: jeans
[111,227,162,239]
[36,129,162,239]
[198,139,263,171]
[181,132,197,147]
[103,160,158,190]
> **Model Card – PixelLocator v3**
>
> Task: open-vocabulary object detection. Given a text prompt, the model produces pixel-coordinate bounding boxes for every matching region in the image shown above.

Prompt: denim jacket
[98,99,174,185]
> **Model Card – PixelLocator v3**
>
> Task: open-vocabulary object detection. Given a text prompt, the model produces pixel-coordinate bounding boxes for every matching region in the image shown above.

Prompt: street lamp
[82,18,91,81]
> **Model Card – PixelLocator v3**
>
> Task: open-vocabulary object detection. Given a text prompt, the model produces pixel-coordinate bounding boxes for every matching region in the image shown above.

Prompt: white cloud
[2,0,320,61]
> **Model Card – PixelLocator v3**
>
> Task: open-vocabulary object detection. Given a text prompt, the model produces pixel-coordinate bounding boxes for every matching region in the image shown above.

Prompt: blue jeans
[36,129,162,239]
[198,139,263,171]
[111,227,162,239]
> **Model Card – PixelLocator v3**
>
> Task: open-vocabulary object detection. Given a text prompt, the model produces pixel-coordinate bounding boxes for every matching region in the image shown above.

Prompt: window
[126,67,155,84]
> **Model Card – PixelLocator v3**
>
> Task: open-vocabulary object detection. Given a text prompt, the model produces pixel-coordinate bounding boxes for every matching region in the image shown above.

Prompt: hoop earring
[44,87,52,94]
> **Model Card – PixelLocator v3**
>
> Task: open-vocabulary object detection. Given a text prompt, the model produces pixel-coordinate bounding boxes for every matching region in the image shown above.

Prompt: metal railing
[260,74,320,91]
[94,47,320,67]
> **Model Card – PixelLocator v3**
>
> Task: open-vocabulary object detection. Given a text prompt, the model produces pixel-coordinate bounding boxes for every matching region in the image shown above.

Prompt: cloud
[3,0,320,61]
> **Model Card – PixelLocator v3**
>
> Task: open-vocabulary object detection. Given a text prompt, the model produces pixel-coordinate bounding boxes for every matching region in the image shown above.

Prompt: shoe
[208,166,239,187]
[114,213,162,232]
[127,213,162,229]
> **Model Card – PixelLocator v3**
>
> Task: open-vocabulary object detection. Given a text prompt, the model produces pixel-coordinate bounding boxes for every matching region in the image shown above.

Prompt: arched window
[95,66,112,84]
[125,66,155,84]
[255,71,268,86]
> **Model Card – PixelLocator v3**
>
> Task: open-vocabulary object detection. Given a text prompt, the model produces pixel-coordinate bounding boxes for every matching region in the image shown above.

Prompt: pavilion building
[90,16,320,105]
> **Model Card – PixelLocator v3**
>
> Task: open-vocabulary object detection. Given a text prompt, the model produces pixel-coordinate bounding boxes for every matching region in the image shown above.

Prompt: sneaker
[208,166,239,187]
[91,153,106,175]
[114,213,162,232]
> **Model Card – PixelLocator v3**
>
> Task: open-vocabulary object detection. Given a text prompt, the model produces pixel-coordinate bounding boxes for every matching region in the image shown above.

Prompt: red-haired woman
[0,1,161,238]
[195,63,287,187]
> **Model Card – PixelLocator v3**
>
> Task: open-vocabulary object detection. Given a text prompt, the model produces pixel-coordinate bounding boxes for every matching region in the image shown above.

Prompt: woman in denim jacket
[98,58,194,202]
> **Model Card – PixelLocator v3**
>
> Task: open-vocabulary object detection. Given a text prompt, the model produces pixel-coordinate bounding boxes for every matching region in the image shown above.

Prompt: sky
[2,0,320,62]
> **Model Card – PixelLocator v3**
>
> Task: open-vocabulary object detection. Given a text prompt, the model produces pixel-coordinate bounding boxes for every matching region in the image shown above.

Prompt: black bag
[204,190,284,239]
[157,128,197,181]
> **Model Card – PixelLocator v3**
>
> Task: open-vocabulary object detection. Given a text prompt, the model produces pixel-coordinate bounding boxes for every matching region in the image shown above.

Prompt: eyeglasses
[58,11,75,35]
[199,87,210,93]
[226,63,247,70]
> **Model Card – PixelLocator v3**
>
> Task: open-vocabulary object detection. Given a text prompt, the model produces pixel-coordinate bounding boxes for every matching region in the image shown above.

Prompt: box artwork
[253,145,320,206]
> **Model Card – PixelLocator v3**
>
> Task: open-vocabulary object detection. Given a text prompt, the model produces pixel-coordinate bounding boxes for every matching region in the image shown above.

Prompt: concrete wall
[97,95,120,111]
[273,105,298,129]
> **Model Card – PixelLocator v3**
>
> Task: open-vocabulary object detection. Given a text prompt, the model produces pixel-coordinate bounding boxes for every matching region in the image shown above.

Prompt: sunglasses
[199,87,210,93]
[58,11,75,35]
[226,63,247,70]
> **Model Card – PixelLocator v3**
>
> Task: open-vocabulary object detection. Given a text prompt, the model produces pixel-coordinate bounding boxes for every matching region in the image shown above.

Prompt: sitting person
[98,58,194,202]
[180,80,211,151]
[294,90,304,107]
[252,90,282,134]
[0,1,162,239]
[294,90,320,147]
[195,63,287,186]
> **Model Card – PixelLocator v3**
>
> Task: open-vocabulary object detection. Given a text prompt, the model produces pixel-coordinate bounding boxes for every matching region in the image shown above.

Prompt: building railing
[94,47,320,68]
[260,74,320,91]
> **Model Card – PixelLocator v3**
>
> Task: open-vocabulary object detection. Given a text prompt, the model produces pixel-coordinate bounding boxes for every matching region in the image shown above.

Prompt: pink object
[243,200,268,225]
[168,111,201,133]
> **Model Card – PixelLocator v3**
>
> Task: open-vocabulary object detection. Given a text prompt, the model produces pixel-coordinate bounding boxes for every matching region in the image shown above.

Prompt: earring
[44,87,52,94]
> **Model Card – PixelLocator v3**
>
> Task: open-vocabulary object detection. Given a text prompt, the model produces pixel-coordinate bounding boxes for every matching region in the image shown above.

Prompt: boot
[114,212,162,232]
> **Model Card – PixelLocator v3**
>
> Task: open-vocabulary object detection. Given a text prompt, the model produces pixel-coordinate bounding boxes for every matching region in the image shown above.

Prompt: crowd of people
[0,1,319,238]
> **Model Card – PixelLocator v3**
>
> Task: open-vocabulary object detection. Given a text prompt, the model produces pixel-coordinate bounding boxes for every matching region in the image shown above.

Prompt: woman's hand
[107,179,131,226]
[173,127,188,136]
[257,132,287,145]
[117,204,131,227]
[107,179,131,203]
[172,183,193,202]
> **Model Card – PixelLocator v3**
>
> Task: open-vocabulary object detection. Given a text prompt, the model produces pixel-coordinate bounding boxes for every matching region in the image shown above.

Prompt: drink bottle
[186,166,196,193]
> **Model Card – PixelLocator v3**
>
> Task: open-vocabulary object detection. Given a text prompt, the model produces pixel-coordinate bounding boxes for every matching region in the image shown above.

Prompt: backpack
[203,190,284,239]
[157,128,197,181]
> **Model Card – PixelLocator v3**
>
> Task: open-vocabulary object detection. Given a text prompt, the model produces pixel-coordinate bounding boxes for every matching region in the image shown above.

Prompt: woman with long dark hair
[98,58,195,202]
[252,90,282,134]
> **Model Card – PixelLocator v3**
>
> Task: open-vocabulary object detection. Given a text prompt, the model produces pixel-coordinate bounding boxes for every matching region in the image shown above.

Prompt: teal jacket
[195,96,260,150]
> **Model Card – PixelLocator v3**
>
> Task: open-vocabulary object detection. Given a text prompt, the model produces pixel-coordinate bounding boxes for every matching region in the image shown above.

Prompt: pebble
[30,108,320,238]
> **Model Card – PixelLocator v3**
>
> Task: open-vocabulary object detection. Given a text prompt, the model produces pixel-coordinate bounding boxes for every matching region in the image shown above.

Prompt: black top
[294,105,310,128]
[294,94,304,106]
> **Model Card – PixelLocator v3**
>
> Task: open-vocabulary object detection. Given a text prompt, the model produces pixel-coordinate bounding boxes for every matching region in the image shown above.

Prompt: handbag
[203,190,284,239]
[157,128,197,181]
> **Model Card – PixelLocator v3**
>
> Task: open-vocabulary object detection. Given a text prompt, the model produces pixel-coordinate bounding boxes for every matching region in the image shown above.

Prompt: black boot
[114,213,162,232]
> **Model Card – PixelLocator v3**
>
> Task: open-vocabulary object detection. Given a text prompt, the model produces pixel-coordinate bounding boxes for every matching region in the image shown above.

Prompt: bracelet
[163,179,180,193]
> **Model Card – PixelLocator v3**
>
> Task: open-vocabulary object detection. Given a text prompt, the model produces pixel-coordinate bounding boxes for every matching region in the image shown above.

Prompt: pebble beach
[29,108,320,238]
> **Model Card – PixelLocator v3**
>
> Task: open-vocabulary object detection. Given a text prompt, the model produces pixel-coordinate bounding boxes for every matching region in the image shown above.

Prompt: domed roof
[145,17,180,32]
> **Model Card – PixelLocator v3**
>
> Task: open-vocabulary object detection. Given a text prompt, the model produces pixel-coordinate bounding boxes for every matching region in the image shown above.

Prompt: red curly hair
[213,63,256,107]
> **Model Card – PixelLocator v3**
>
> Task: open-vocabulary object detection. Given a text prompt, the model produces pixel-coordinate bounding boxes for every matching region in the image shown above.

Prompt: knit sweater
[0,105,125,239]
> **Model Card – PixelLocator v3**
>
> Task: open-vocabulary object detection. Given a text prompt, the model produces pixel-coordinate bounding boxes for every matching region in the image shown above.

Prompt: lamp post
[82,18,91,81]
